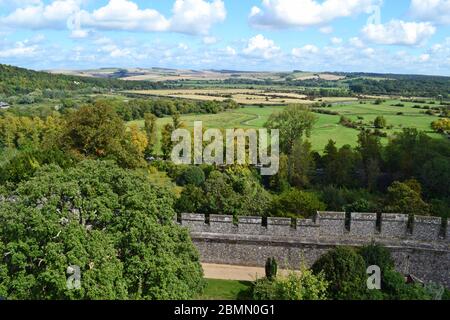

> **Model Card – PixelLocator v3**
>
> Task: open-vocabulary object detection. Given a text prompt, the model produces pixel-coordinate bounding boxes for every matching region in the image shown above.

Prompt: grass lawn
[196,279,253,300]
[128,99,445,153]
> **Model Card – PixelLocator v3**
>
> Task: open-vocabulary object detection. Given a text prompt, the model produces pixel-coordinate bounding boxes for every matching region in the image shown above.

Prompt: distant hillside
[2,64,450,98]
[0,64,169,97]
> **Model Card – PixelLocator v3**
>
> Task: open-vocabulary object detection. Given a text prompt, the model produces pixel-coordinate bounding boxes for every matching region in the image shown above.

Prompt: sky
[0,0,449,75]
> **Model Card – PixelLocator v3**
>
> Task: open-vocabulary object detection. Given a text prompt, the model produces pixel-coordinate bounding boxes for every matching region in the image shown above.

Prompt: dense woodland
[0,65,449,300]
[0,64,172,97]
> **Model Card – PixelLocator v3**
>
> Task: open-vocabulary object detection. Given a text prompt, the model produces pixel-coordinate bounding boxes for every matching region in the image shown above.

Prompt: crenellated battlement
[181,212,450,286]
[180,211,448,243]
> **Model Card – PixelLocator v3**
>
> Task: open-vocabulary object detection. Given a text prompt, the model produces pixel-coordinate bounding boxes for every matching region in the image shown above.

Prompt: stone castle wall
[178,212,450,287]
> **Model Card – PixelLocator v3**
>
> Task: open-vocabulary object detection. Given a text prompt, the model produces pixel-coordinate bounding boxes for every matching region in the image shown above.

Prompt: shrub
[382,269,431,300]
[374,116,387,129]
[253,268,328,300]
[359,243,395,272]
[265,257,278,280]
[176,166,206,186]
[273,189,326,218]
[312,247,367,300]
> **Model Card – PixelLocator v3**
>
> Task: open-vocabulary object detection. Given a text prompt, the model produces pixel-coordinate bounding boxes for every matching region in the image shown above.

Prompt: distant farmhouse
[0,102,10,109]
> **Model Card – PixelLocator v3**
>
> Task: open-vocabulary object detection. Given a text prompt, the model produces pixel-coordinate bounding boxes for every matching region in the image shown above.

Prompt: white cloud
[292,44,319,57]
[243,34,280,59]
[419,53,430,62]
[203,36,218,45]
[225,46,236,56]
[170,0,226,35]
[0,40,39,58]
[331,37,343,45]
[362,20,436,46]
[80,0,169,32]
[349,37,365,48]
[319,26,333,34]
[1,0,80,30]
[410,0,450,25]
[0,0,226,35]
[249,0,381,28]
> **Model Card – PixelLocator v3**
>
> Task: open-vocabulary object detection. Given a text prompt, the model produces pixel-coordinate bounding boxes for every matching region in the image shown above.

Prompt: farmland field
[124,88,357,105]
[129,99,444,153]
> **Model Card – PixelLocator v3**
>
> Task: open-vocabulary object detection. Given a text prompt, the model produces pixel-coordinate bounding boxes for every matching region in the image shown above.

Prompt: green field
[129,99,444,153]
[196,279,253,300]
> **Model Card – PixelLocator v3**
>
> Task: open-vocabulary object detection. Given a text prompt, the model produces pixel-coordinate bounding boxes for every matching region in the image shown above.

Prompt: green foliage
[0,160,204,300]
[288,140,315,188]
[63,101,145,168]
[323,141,361,188]
[177,166,206,187]
[265,257,278,280]
[202,169,272,217]
[386,181,430,216]
[265,104,317,155]
[253,268,328,300]
[272,188,326,218]
[431,118,450,134]
[381,269,431,300]
[0,147,75,185]
[0,64,165,97]
[312,247,367,300]
[143,113,158,155]
[359,244,395,272]
[374,116,387,129]
[176,185,205,213]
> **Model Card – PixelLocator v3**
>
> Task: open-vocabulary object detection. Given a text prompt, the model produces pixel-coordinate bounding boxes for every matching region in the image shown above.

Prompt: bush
[273,188,326,218]
[312,247,367,300]
[176,166,206,186]
[374,116,387,129]
[265,258,278,280]
[382,269,431,300]
[359,243,395,272]
[253,268,328,300]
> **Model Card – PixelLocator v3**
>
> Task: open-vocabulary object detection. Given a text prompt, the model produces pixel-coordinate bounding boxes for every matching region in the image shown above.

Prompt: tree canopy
[0,160,204,300]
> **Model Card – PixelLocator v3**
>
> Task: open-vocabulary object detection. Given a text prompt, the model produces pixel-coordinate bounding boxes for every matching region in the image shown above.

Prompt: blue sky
[0,0,449,75]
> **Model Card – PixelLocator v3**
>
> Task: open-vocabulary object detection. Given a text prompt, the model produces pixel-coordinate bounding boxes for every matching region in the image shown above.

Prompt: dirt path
[202,263,265,281]
[202,263,298,281]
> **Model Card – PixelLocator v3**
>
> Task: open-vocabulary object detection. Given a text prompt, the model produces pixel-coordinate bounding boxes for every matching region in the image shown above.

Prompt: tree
[161,113,184,159]
[63,102,145,168]
[323,141,361,187]
[289,139,315,188]
[268,154,290,192]
[386,181,430,216]
[420,157,450,198]
[0,161,204,300]
[177,166,206,187]
[144,113,158,155]
[357,130,382,191]
[431,118,450,134]
[374,116,387,129]
[128,124,148,156]
[312,247,367,300]
[265,257,278,280]
[175,185,205,213]
[265,104,317,155]
[272,188,326,218]
[202,169,272,217]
